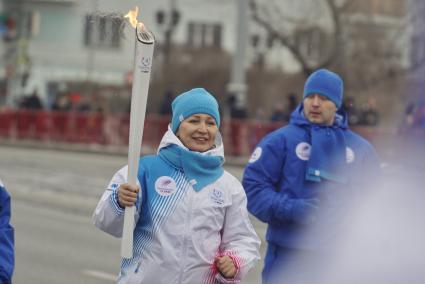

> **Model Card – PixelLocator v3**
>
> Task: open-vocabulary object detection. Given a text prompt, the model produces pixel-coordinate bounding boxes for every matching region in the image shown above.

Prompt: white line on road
[82,269,116,282]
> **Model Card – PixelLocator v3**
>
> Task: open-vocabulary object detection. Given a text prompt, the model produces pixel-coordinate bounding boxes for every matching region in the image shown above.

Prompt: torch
[122,7,155,259]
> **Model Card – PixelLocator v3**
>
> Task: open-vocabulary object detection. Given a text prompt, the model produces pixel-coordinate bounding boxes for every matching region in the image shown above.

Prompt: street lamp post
[155,1,180,65]
[227,0,249,119]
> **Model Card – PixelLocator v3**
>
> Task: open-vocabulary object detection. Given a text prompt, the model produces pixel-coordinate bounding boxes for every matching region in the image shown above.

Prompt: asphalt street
[0,145,266,284]
[12,199,120,284]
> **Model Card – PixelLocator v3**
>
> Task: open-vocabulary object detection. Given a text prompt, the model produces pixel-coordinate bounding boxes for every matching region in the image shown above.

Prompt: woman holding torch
[93,88,260,284]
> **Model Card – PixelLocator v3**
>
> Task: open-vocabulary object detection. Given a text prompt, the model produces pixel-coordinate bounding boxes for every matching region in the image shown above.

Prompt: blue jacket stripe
[150,171,188,238]
[135,170,188,260]
[120,170,190,274]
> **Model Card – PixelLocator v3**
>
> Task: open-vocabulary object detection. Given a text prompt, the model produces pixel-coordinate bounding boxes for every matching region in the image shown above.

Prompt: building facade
[0,0,420,108]
[0,0,242,106]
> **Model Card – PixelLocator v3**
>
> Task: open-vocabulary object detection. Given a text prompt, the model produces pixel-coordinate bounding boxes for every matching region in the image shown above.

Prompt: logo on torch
[138,56,152,73]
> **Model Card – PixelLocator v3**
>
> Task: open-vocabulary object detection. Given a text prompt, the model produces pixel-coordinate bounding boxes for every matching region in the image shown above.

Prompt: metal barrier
[0,110,170,150]
[0,109,419,157]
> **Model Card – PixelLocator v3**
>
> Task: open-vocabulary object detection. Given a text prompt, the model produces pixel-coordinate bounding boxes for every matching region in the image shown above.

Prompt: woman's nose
[198,122,207,132]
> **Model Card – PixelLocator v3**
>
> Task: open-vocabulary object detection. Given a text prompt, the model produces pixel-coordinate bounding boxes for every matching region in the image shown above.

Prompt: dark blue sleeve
[242,131,289,224]
[0,186,14,283]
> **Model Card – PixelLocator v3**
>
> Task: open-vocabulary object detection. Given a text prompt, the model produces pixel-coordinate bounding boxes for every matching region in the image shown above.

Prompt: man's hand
[215,255,237,279]
[117,183,139,208]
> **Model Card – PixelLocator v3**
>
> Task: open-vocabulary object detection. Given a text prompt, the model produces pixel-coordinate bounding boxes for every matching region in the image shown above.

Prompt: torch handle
[121,95,144,258]
[121,205,136,258]
[121,138,141,258]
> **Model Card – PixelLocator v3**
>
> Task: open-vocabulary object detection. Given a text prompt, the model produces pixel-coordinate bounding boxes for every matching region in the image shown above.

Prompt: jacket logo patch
[155,176,177,196]
[346,147,355,163]
[249,147,262,163]
[295,142,311,161]
[210,188,225,205]
[107,182,120,190]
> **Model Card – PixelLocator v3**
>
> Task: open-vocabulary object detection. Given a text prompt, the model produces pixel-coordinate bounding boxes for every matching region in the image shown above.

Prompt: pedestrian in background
[93,88,260,284]
[243,69,380,284]
[0,178,14,284]
[269,102,288,122]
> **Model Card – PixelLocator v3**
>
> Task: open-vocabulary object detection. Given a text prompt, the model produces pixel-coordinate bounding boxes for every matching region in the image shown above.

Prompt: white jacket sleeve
[216,177,261,283]
[92,165,141,237]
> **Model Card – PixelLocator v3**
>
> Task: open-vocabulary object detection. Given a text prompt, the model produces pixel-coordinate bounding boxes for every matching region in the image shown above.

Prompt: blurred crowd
[339,96,380,126]
[253,93,380,127]
[13,89,384,128]
[18,90,130,114]
[16,86,425,137]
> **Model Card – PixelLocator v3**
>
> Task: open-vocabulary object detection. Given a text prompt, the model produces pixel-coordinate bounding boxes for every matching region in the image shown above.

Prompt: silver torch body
[122,23,155,259]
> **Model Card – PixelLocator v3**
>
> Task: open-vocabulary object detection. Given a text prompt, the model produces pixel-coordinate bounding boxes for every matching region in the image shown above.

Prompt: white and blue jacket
[243,106,380,251]
[93,128,260,284]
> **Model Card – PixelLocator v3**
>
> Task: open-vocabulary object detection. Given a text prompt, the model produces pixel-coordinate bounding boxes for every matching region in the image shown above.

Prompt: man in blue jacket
[0,179,14,284]
[243,69,380,284]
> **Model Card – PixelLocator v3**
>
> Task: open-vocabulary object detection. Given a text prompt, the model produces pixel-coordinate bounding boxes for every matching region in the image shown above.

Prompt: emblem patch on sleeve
[249,147,262,163]
[295,142,311,161]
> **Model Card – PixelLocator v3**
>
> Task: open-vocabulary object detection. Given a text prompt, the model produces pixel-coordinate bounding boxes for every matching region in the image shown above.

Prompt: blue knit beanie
[171,88,220,133]
[303,69,344,108]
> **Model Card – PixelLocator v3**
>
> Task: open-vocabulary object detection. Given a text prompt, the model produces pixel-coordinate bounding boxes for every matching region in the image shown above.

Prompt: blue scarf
[290,105,348,184]
[158,144,224,191]
[306,123,348,184]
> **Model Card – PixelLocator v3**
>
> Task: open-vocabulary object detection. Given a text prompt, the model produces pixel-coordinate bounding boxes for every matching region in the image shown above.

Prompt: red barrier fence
[0,109,418,157]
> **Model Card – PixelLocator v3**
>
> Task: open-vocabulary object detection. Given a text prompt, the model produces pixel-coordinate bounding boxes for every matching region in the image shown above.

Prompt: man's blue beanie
[303,68,344,108]
[171,88,220,133]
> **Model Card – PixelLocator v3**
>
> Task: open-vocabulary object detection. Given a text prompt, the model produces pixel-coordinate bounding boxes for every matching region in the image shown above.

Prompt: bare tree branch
[250,0,314,76]
[250,0,423,89]
[250,0,344,76]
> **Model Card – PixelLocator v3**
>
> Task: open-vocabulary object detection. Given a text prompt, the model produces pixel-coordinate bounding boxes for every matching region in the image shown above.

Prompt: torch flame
[124,6,144,29]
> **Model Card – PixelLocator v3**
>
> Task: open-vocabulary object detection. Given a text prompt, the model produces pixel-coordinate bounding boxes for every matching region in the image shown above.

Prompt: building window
[187,22,222,49]
[84,14,122,48]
